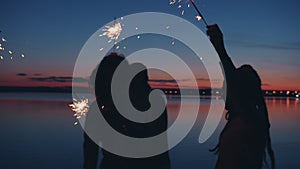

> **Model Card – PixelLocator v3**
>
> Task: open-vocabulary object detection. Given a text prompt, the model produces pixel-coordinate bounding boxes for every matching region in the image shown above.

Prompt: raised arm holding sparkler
[206,24,275,169]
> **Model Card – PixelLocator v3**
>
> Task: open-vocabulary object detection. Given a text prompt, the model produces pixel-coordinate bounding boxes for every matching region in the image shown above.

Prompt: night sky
[0,0,299,90]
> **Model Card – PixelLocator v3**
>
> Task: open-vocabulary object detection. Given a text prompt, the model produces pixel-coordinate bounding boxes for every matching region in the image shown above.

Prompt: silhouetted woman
[207,25,275,169]
[83,53,170,169]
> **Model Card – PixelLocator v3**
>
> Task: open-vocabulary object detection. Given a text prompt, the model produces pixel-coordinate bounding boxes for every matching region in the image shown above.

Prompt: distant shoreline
[0,86,298,98]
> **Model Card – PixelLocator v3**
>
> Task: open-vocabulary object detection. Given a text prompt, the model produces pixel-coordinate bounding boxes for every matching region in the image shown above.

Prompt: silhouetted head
[236,64,262,103]
[95,53,127,101]
[94,53,151,111]
[225,64,263,116]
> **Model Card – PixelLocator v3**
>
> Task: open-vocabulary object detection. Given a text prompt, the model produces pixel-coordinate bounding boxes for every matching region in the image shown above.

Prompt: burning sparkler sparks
[0,31,26,62]
[189,0,208,26]
[170,0,208,26]
[196,15,202,21]
[97,17,129,59]
[100,22,123,43]
[170,0,176,5]
[69,98,89,125]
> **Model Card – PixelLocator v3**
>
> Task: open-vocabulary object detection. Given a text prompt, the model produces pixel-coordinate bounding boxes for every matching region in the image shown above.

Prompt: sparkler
[100,21,122,43]
[98,17,124,52]
[195,15,202,21]
[170,0,209,26]
[69,98,89,125]
[189,0,208,26]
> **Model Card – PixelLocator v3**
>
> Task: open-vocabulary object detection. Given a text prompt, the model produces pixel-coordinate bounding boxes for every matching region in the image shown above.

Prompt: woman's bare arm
[207,24,236,77]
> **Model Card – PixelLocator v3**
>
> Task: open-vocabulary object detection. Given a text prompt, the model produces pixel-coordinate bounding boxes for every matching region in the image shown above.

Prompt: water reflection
[0,93,299,169]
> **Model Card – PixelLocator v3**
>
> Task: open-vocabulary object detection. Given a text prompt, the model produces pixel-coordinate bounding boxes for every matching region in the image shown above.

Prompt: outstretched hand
[206,24,226,53]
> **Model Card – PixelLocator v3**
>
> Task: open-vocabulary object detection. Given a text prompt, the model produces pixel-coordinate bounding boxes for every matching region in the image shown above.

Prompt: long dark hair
[210,65,275,169]
[95,53,126,102]
[94,53,151,111]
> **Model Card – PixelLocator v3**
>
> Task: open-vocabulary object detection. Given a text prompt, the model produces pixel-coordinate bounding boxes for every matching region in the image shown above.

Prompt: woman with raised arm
[207,24,275,169]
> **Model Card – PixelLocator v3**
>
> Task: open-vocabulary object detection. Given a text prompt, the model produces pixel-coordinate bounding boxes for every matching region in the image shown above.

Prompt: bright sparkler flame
[69,98,89,122]
[170,0,176,5]
[1,37,6,42]
[100,22,122,43]
[196,15,202,21]
[181,10,185,15]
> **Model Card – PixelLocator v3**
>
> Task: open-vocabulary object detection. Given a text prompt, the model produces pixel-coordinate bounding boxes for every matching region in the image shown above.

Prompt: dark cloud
[227,39,300,51]
[29,76,71,83]
[148,79,189,83]
[28,76,87,83]
[197,78,223,83]
[16,73,27,77]
[73,77,88,83]
[149,79,177,83]
[149,78,219,84]
[33,73,42,76]
[262,83,271,86]
[196,78,209,81]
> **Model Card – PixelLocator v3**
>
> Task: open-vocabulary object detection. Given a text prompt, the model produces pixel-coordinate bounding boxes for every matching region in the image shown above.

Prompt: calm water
[0,93,299,169]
